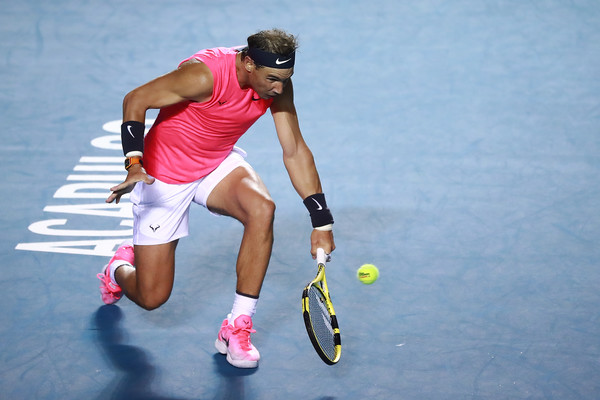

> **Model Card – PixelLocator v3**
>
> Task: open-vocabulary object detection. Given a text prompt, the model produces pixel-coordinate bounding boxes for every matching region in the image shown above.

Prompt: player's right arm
[122,60,214,121]
[106,61,214,204]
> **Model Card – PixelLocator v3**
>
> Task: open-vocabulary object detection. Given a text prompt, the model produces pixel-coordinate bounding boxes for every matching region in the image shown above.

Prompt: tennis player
[97,29,335,368]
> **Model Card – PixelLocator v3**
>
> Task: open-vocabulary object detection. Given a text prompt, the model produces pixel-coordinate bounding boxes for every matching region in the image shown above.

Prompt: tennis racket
[302,248,341,365]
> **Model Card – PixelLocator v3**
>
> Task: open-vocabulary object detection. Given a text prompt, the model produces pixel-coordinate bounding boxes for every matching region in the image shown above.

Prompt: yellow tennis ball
[357,264,379,285]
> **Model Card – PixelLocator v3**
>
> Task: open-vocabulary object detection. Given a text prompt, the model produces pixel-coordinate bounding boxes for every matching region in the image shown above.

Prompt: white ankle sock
[229,292,258,325]
[109,261,133,286]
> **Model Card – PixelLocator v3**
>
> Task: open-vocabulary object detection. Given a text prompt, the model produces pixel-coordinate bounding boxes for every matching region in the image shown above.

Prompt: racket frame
[302,248,342,365]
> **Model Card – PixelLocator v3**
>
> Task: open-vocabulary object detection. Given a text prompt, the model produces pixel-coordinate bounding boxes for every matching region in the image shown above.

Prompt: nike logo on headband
[247,47,295,69]
[275,57,292,65]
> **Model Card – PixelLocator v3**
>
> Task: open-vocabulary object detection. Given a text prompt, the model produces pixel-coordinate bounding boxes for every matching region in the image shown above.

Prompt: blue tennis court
[2,0,599,398]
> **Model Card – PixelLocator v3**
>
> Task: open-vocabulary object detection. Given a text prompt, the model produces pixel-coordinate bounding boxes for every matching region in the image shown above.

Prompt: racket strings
[307,286,336,361]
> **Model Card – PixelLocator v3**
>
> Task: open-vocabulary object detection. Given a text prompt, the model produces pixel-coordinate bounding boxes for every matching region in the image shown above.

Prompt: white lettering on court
[15,120,153,257]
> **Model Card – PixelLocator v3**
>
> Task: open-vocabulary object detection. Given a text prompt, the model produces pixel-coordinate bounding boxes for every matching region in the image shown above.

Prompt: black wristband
[121,121,145,157]
[303,193,334,228]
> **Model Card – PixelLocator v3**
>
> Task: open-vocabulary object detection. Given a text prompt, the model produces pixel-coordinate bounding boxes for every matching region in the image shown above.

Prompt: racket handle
[316,248,327,265]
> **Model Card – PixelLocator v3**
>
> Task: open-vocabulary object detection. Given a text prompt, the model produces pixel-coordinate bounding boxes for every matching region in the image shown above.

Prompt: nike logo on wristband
[127,125,135,138]
[311,198,323,211]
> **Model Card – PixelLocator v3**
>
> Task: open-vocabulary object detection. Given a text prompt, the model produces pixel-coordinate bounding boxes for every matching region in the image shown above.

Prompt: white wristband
[314,224,333,232]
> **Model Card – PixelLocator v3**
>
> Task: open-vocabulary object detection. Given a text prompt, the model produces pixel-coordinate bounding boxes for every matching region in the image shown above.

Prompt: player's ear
[244,56,255,72]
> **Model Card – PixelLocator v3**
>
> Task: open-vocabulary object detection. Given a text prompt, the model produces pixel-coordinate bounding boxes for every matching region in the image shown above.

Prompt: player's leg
[205,160,274,368]
[98,177,196,310]
[206,164,275,298]
[114,240,178,310]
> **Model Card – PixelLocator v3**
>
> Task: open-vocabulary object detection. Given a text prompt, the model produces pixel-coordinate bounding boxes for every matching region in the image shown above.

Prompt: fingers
[105,182,129,204]
[105,182,134,204]
[105,169,154,204]
[310,229,335,259]
[109,181,131,194]
[105,192,117,204]
[105,186,129,204]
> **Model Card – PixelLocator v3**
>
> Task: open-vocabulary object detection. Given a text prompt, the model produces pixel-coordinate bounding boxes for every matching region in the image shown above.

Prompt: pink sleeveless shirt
[143,47,273,184]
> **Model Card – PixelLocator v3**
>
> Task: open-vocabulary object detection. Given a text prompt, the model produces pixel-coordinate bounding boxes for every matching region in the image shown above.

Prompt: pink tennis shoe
[215,315,260,368]
[97,240,134,305]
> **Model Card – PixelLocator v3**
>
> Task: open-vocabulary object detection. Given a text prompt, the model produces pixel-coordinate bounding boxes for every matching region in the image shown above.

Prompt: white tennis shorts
[130,147,250,245]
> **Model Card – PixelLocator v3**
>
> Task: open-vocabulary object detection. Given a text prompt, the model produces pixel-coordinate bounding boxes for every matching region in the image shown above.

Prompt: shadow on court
[93,305,188,400]
[210,354,257,400]
[93,305,259,400]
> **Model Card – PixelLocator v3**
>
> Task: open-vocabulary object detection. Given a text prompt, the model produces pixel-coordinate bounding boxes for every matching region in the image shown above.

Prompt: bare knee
[258,197,276,221]
[132,241,177,311]
[136,279,173,310]
[137,290,171,311]
[244,197,275,228]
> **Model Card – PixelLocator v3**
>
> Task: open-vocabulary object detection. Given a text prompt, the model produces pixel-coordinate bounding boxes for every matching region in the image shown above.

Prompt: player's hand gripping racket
[302,248,341,365]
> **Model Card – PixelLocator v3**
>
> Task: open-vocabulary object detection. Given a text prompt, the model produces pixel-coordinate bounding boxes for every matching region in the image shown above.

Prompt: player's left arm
[271,80,335,257]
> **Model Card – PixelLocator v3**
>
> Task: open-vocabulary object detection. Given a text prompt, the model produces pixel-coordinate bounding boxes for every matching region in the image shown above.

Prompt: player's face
[251,66,293,99]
